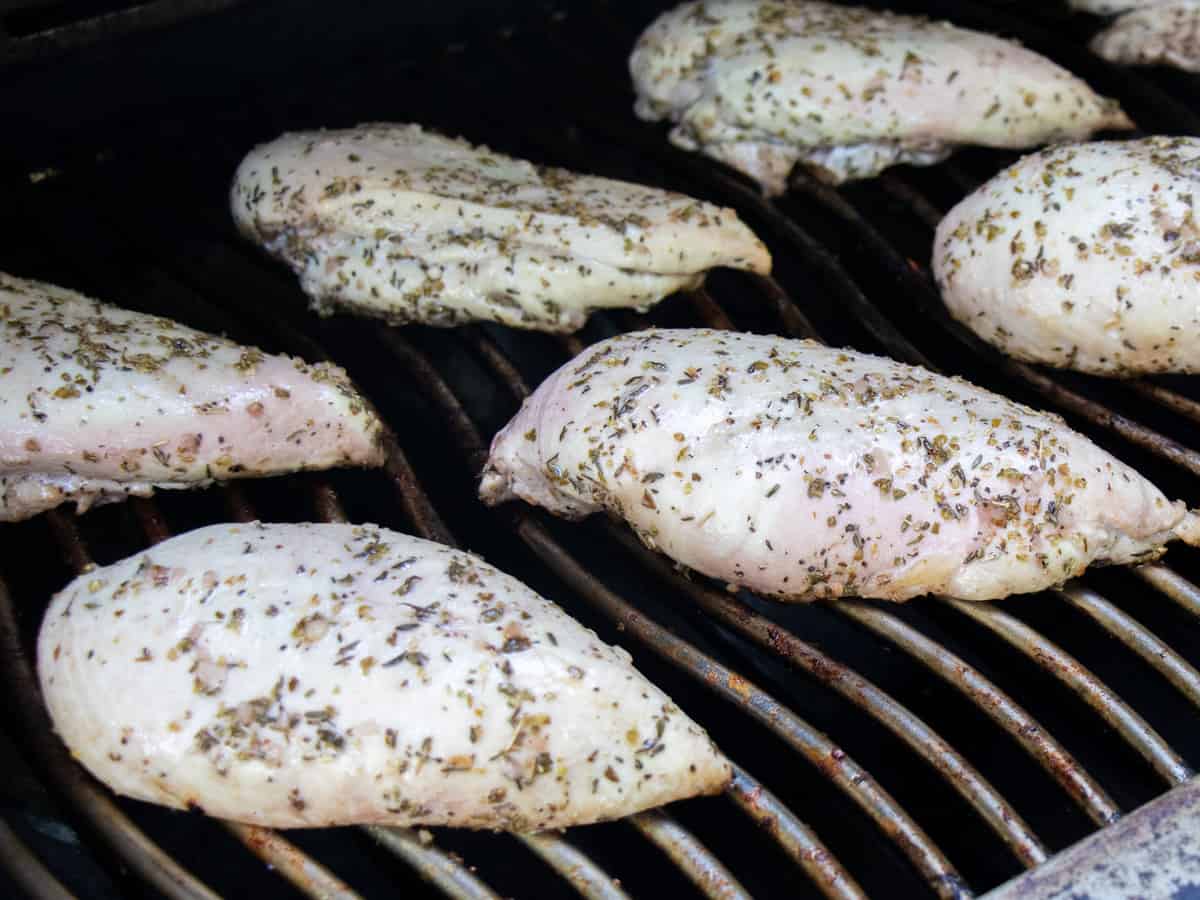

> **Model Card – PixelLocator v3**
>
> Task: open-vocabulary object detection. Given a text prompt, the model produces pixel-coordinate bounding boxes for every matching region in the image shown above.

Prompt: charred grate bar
[2,0,1200,897]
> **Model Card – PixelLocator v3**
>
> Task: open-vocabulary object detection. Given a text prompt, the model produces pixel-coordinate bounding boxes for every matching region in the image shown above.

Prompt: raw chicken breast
[934,138,1200,375]
[480,329,1199,603]
[1090,1,1200,73]
[231,123,770,332]
[1069,1,1158,13]
[0,273,383,522]
[630,0,1133,192]
[38,522,730,829]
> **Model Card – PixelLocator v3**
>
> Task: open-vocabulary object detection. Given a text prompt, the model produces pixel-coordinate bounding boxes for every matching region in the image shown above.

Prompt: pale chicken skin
[1069,0,1159,12]
[38,522,730,829]
[231,123,770,332]
[480,330,1200,603]
[0,274,382,522]
[629,0,1133,192]
[934,138,1200,376]
[1090,2,1200,73]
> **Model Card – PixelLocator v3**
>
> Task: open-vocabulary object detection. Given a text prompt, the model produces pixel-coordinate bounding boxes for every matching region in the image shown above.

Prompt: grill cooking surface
[3,1,1200,898]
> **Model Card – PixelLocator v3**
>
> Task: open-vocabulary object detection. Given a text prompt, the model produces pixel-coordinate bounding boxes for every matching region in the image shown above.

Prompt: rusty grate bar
[224,823,361,899]
[726,766,867,900]
[0,817,74,900]
[1135,565,1200,619]
[629,810,752,900]
[603,522,1048,868]
[366,828,503,900]
[834,601,1120,827]
[519,833,633,900]
[1057,585,1200,708]
[942,599,1193,785]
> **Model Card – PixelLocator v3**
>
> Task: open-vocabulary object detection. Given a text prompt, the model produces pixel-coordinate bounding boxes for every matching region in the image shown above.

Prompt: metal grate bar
[366,828,503,900]
[518,833,633,900]
[223,823,361,900]
[1135,566,1200,619]
[603,523,1048,867]
[1127,381,1200,426]
[726,766,867,900]
[835,601,1120,827]
[629,810,752,900]
[0,817,75,900]
[382,328,968,896]
[0,516,222,900]
[942,599,1193,785]
[1057,585,1200,709]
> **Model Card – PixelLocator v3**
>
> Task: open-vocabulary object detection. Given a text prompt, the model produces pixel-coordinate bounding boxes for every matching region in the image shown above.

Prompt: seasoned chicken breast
[630,0,1133,192]
[480,329,1199,603]
[231,123,770,332]
[934,138,1200,376]
[1069,0,1158,12]
[0,274,383,522]
[38,522,730,829]
[1090,1,1200,73]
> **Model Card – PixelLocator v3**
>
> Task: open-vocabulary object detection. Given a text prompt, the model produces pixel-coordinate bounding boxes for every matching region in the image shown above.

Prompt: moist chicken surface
[629,0,1133,192]
[1069,0,1158,12]
[38,522,730,829]
[1089,1,1200,72]
[481,329,1199,603]
[934,138,1200,376]
[0,273,382,522]
[231,123,770,332]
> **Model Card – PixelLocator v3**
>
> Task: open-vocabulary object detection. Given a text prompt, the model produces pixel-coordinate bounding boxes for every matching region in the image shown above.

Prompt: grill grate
[3,0,1200,897]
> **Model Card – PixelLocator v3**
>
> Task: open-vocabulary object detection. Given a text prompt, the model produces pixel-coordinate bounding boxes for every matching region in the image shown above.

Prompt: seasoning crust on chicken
[481,329,1199,603]
[0,273,383,522]
[1089,1,1200,73]
[934,138,1200,376]
[38,522,730,829]
[630,0,1133,192]
[232,123,770,332]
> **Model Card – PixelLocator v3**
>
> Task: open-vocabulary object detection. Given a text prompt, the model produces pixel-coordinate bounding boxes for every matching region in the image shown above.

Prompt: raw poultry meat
[0,272,383,521]
[934,137,1200,375]
[481,329,1199,602]
[38,522,730,829]
[630,0,1133,192]
[232,123,770,332]
[1089,1,1200,73]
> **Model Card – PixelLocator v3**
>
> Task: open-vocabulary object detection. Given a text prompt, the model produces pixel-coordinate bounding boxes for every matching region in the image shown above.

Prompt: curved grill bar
[629,811,752,900]
[1136,566,1200,619]
[366,828,503,900]
[0,818,75,900]
[224,823,362,900]
[726,767,867,900]
[941,599,1193,785]
[1057,585,1200,709]
[604,523,1048,867]
[518,833,633,900]
[834,601,1121,827]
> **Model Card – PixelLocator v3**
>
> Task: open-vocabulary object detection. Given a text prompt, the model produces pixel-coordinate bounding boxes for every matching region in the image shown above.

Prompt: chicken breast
[1069,0,1158,13]
[480,329,1199,603]
[629,0,1133,192]
[38,522,729,829]
[934,138,1200,376]
[1090,1,1200,73]
[231,123,770,332]
[0,272,383,522]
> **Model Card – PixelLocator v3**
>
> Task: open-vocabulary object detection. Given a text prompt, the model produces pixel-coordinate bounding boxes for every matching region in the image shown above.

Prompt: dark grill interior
[3,1,1200,898]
